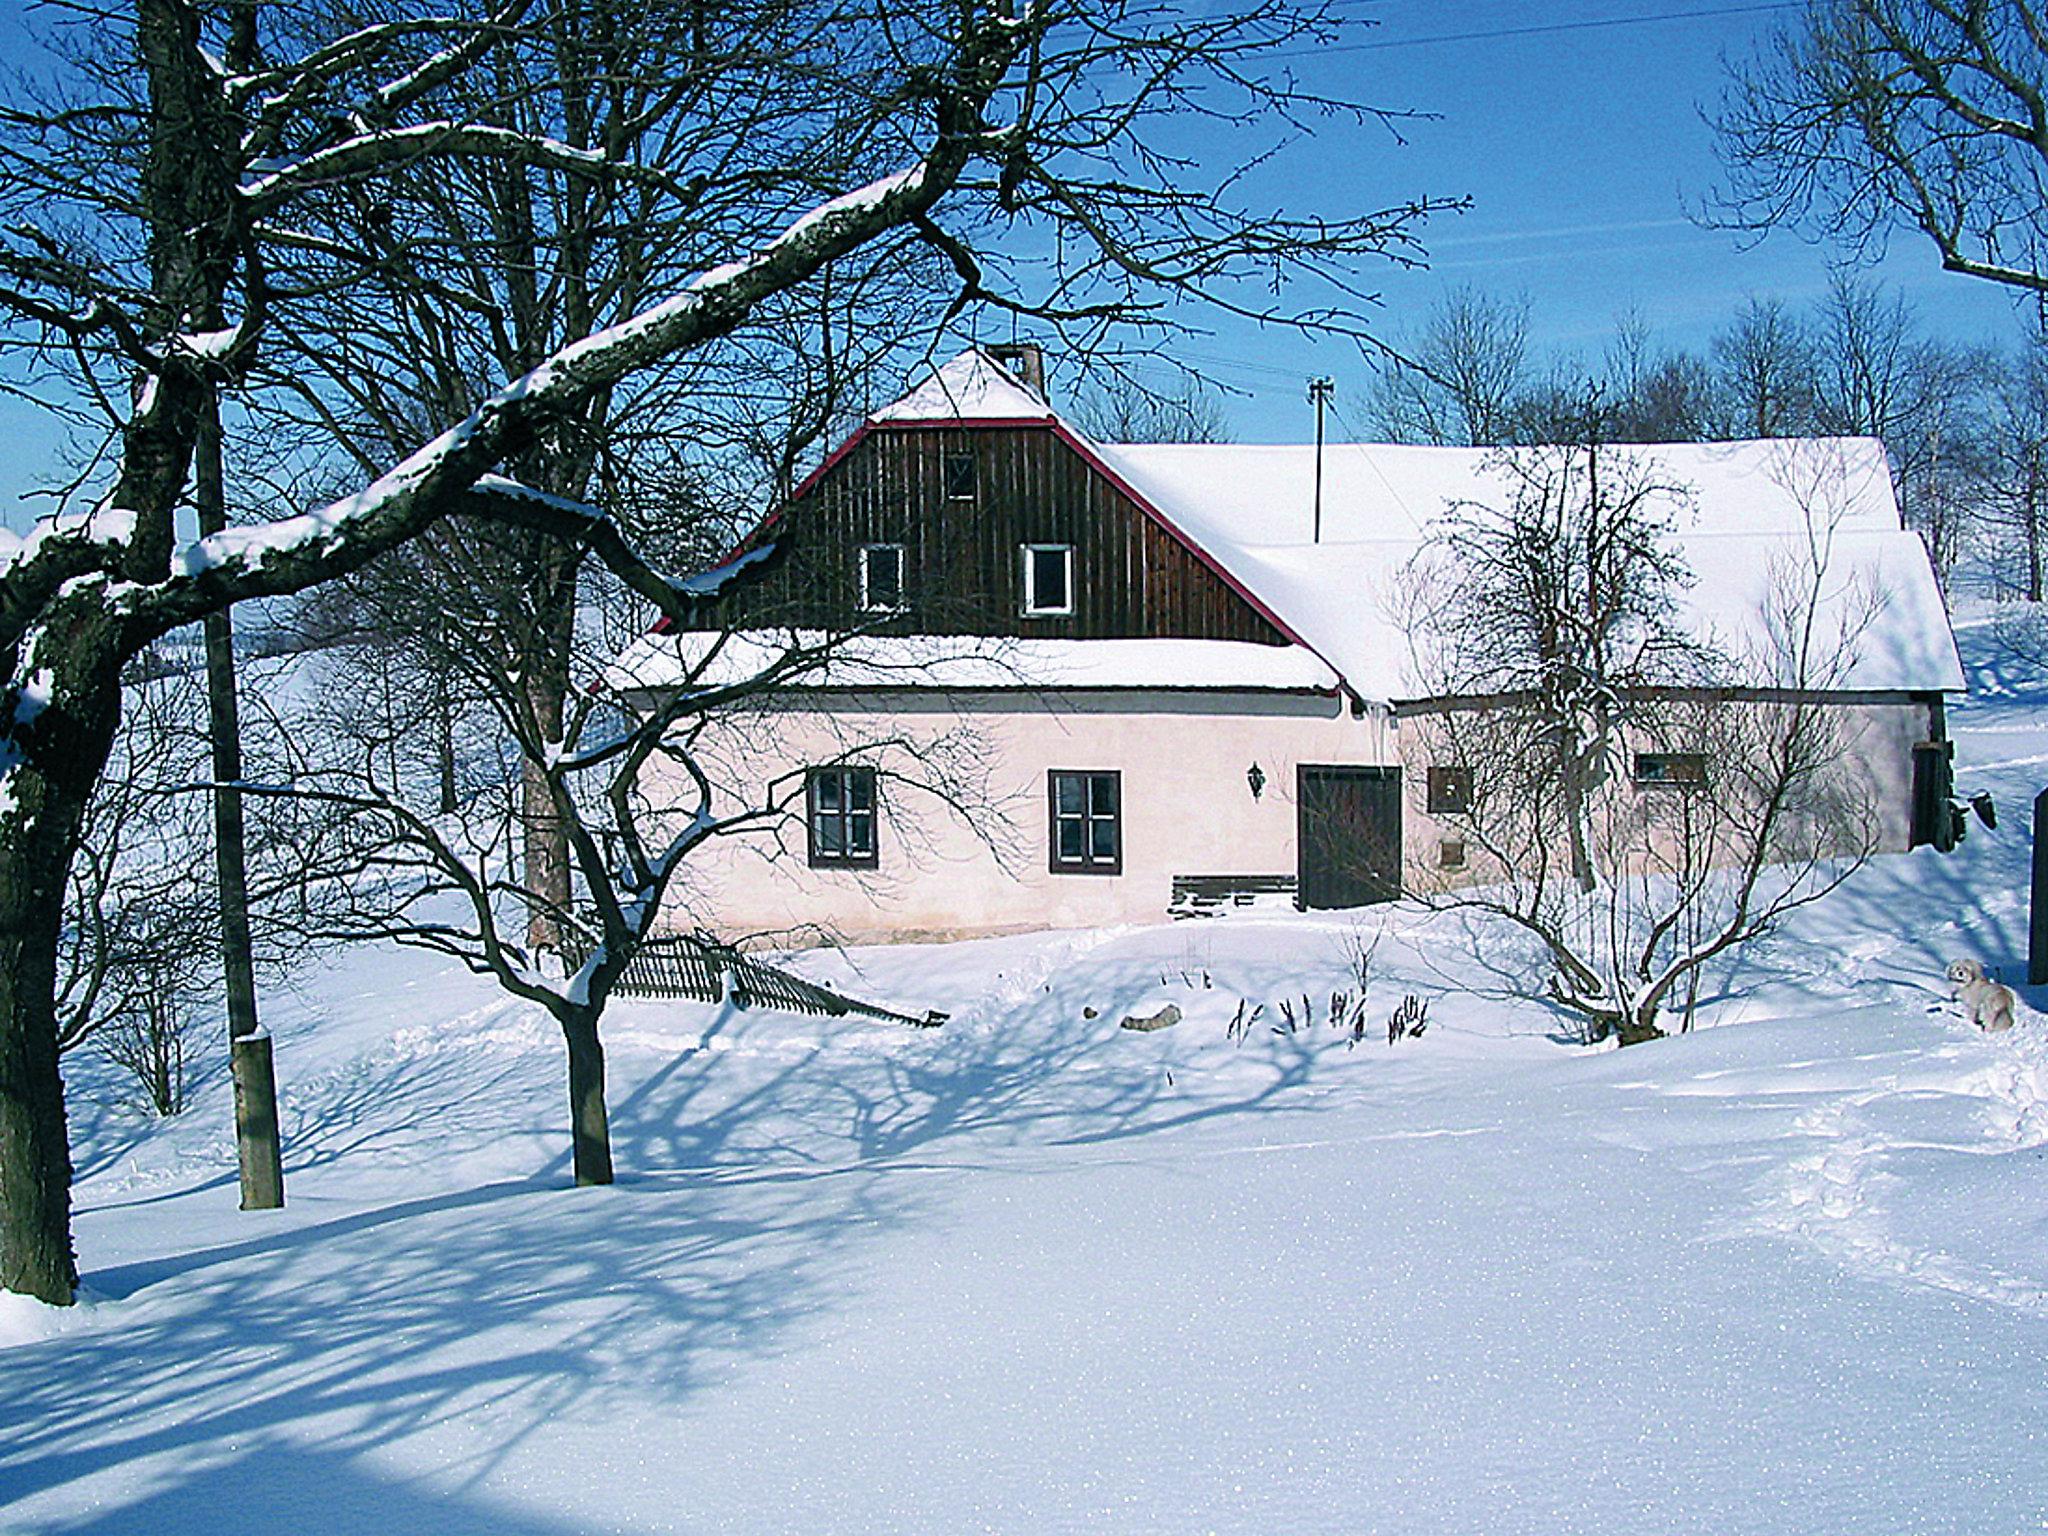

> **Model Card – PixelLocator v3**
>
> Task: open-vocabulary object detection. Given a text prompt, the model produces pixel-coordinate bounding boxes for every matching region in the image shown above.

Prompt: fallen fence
[561,930,945,1028]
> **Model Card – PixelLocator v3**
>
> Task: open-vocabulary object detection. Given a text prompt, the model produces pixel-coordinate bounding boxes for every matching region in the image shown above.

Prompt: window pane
[847,771,873,811]
[1032,547,1069,610]
[815,816,843,855]
[863,547,902,610]
[1090,819,1118,861]
[1089,774,1118,816]
[847,812,874,855]
[945,452,977,499]
[1054,774,1083,815]
[1057,819,1085,860]
[815,772,842,810]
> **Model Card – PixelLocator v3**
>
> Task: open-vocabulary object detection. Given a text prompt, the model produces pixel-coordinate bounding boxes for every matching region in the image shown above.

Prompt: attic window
[1634,752,1709,788]
[944,450,977,500]
[858,543,905,613]
[1021,543,1074,616]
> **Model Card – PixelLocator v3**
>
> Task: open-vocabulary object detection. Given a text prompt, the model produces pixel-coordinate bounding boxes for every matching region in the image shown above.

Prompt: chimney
[985,341,1047,401]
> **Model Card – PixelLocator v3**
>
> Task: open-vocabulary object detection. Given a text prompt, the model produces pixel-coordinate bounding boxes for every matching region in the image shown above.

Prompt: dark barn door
[1297,765,1402,909]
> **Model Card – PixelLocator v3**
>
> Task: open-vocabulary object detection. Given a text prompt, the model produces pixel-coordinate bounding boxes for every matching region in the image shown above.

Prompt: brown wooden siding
[716,423,1288,645]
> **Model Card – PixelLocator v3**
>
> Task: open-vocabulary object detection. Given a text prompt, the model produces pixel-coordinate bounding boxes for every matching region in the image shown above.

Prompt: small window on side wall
[1427,765,1473,815]
[857,543,905,613]
[1022,544,1074,616]
[807,766,879,868]
[944,450,978,501]
[1633,752,1709,788]
[1048,769,1121,874]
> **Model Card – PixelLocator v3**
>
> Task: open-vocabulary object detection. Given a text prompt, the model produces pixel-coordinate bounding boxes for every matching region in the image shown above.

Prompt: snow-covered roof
[714,351,1966,701]
[868,348,1054,424]
[1090,436,1964,698]
[609,632,1343,696]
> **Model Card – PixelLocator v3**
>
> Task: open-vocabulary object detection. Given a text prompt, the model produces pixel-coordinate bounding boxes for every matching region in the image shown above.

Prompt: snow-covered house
[614,347,1965,943]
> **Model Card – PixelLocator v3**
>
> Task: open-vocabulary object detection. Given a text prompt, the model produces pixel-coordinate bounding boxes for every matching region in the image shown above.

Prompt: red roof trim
[654,412,1348,692]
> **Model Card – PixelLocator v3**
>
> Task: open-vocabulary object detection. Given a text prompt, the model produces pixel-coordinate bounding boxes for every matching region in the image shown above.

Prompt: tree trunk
[521,543,578,954]
[0,636,125,1305]
[561,1013,614,1185]
[1614,1011,1666,1047]
[434,669,458,817]
[2027,456,2042,603]
[196,395,283,1210]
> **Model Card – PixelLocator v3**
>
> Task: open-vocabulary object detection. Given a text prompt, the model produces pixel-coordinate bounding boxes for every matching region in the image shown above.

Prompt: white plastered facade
[646,687,1935,945]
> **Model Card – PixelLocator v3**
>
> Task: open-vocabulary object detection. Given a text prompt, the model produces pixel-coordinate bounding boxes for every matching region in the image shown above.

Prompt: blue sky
[0,0,2029,525]
[1182,0,2029,439]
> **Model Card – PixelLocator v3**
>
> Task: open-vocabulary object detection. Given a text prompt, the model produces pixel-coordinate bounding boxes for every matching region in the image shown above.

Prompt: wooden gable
[718,420,1290,645]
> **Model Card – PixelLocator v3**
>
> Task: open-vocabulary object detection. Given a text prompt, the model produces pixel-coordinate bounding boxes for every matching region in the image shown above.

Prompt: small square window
[944,451,977,500]
[807,766,879,868]
[1439,839,1467,871]
[1633,752,1709,788]
[1022,544,1074,616]
[1048,769,1120,874]
[857,543,905,613]
[1427,765,1473,815]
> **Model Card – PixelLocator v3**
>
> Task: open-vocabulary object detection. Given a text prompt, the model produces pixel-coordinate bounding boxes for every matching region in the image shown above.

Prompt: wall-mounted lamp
[1247,762,1266,800]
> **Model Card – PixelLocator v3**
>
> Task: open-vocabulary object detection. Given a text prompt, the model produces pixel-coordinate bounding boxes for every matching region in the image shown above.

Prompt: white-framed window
[1048,769,1121,874]
[1021,543,1074,616]
[807,766,879,868]
[857,543,906,613]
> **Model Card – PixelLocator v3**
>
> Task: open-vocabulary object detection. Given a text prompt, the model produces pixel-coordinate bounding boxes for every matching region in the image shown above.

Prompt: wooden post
[231,1034,285,1210]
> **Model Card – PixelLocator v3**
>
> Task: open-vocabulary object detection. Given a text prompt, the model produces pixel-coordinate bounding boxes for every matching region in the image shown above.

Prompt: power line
[1275,2,1802,58]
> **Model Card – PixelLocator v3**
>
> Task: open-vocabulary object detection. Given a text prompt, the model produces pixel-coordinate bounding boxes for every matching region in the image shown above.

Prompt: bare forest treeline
[1366,275,2048,602]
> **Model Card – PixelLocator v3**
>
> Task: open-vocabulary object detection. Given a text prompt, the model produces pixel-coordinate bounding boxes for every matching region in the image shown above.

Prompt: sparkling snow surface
[6,619,2046,1534]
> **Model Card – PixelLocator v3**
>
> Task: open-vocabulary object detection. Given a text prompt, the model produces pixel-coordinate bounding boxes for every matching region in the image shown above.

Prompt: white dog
[1947,958,2017,1033]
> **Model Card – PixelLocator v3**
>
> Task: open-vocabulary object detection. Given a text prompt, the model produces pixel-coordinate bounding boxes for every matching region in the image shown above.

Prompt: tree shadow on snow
[10,931,1380,1531]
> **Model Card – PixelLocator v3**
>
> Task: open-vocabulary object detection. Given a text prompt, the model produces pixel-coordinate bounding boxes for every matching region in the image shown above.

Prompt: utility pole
[1308,376,1335,543]
[197,392,285,1211]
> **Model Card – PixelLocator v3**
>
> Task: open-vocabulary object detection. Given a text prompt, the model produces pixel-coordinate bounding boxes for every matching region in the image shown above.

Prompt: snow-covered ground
[8,615,2048,1534]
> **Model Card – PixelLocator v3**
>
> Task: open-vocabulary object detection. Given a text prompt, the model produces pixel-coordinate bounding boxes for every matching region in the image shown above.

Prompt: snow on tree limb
[241,122,615,206]
[121,146,978,633]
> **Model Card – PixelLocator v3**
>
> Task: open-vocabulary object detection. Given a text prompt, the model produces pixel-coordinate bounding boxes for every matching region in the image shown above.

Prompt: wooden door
[1297,765,1402,909]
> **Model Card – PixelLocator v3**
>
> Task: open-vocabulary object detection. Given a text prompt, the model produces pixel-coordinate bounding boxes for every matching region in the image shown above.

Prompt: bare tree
[1074,370,1233,442]
[1974,338,2048,599]
[1711,297,1821,439]
[1366,285,1532,446]
[1810,274,1992,582]
[0,0,1454,1305]
[1711,0,2048,298]
[258,601,1005,1184]
[1400,442,1883,1044]
[54,653,214,1063]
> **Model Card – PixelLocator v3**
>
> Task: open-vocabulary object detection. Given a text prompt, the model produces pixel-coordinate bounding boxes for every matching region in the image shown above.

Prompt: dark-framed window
[1048,769,1121,874]
[1438,838,1467,871]
[1022,543,1074,616]
[944,450,978,501]
[1633,752,1709,788]
[807,766,878,867]
[1427,765,1473,815]
[857,543,905,613]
